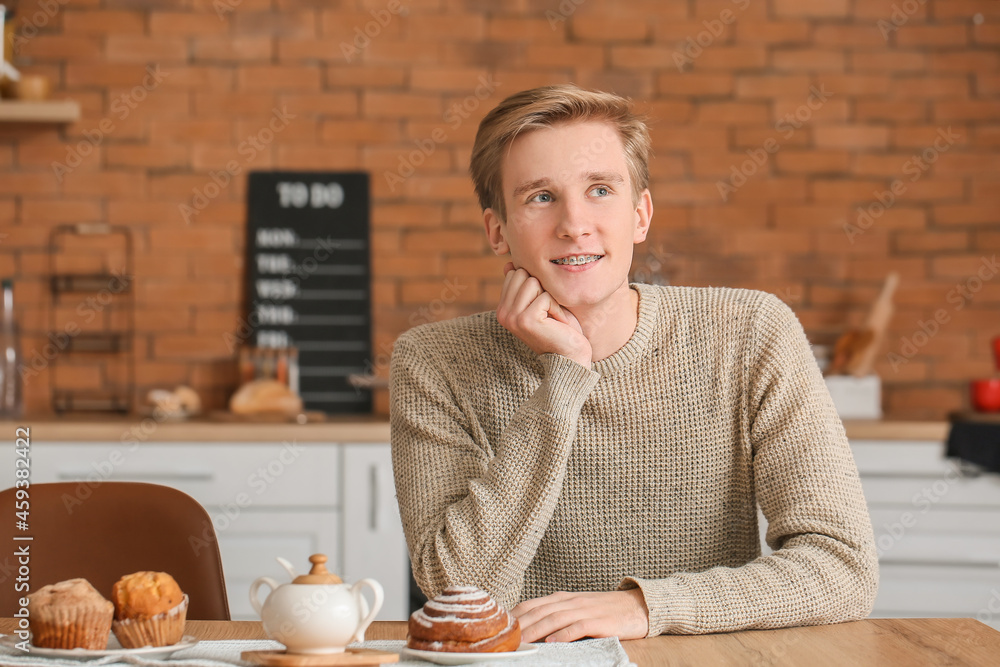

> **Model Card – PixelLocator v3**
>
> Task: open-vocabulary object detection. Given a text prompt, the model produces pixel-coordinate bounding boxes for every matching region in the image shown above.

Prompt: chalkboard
[245,171,371,414]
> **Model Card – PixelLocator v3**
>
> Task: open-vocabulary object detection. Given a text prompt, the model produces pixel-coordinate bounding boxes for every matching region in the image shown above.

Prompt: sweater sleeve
[390,332,601,610]
[619,295,879,636]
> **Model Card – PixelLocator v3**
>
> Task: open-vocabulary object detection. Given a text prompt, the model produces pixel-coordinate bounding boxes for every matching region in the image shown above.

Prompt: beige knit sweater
[390,283,878,637]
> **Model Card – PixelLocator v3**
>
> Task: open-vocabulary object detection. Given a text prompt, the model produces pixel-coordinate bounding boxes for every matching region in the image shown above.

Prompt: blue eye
[530,192,552,203]
[591,186,610,197]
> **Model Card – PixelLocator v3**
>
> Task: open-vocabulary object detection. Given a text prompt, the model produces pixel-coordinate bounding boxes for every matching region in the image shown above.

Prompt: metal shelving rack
[48,224,134,414]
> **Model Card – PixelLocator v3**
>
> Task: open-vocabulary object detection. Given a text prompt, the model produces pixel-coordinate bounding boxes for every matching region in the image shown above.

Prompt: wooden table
[4,617,999,665]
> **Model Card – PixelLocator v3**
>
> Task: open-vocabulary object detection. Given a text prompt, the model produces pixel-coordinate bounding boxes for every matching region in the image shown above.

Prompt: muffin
[110,571,187,648]
[27,578,113,650]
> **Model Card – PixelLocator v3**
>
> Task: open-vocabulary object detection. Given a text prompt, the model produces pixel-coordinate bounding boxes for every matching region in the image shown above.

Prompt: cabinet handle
[369,464,378,531]
[57,471,215,482]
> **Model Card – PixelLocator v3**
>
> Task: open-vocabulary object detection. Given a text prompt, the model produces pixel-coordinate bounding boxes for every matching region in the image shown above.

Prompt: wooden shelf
[0,100,80,122]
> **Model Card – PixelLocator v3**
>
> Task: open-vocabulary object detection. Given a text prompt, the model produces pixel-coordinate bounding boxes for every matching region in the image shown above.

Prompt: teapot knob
[291,553,343,584]
[309,554,330,575]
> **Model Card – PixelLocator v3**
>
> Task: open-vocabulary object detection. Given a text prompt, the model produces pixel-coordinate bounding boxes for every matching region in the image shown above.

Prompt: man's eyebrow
[587,171,625,184]
[512,178,551,199]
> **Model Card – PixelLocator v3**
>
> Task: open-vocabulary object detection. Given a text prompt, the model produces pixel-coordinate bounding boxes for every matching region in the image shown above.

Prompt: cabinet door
[341,443,409,621]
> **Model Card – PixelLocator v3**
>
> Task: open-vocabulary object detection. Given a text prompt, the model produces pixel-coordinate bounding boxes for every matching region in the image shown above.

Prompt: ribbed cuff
[619,576,697,637]
[537,353,601,418]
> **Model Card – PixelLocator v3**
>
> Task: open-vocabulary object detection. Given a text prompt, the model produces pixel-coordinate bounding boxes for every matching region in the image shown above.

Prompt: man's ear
[633,189,653,244]
[483,208,510,255]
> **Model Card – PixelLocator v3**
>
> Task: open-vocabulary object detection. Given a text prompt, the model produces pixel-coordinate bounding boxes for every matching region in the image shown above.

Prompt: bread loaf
[229,379,302,417]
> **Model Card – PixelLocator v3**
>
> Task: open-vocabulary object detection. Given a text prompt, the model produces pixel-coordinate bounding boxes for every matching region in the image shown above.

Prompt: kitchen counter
[0,417,946,443]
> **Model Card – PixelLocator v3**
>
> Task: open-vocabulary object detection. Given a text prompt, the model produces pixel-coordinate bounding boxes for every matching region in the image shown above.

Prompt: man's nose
[555,197,593,238]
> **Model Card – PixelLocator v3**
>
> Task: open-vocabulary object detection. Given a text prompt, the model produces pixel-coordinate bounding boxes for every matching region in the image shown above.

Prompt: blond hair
[469,84,651,222]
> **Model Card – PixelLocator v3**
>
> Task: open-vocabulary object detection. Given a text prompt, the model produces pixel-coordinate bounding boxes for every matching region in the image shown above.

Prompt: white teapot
[250,553,383,654]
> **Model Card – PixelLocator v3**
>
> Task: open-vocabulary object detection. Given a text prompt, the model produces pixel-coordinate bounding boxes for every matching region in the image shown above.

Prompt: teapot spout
[276,556,298,580]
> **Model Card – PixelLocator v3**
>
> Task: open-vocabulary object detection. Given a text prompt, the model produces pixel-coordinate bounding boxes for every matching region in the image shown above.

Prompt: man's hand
[496,263,592,368]
[511,589,649,643]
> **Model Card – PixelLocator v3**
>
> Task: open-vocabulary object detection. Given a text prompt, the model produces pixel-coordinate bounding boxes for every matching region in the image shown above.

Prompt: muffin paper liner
[112,594,188,648]
[29,603,114,650]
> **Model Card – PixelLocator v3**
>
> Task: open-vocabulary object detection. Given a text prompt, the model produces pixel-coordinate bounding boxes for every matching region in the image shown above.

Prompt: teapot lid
[292,554,343,585]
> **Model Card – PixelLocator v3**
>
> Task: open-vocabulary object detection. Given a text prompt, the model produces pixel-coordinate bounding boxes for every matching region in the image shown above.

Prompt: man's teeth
[551,255,602,265]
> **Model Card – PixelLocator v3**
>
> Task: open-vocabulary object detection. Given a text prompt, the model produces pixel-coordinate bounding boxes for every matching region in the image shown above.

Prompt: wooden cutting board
[207,410,327,423]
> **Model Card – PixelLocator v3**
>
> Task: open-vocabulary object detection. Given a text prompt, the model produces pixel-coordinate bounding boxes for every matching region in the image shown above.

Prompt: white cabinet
[851,439,1000,630]
[2,441,408,621]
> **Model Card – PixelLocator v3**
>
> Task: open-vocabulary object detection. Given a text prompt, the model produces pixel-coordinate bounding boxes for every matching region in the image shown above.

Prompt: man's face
[485,120,652,308]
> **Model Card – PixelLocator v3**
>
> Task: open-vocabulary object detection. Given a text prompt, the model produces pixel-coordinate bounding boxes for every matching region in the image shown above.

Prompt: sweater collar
[592,282,660,376]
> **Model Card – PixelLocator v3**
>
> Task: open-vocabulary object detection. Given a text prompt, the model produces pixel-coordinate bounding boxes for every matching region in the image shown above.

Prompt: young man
[390,84,878,642]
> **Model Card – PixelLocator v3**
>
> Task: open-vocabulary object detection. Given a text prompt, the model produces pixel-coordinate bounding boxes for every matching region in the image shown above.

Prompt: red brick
[973,23,1000,45]
[62,171,146,199]
[194,93,280,116]
[106,145,190,169]
[573,15,648,41]
[487,17,565,41]
[930,51,1000,72]
[696,47,768,70]
[66,64,154,87]
[238,66,322,91]
[812,24,887,48]
[934,100,1000,121]
[724,178,808,204]
[892,125,969,149]
[775,151,851,174]
[21,200,102,223]
[814,126,890,149]
[154,334,235,360]
[410,67,493,93]
[406,14,486,40]
[810,179,889,202]
[363,92,442,119]
[735,21,809,44]
[772,0,848,17]
[232,11,317,38]
[366,40,445,65]
[276,145,359,169]
[857,100,929,122]
[105,36,188,63]
[150,12,230,35]
[934,1,1000,18]
[524,44,604,69]
[734,75,810,98]
[195,36,273,61]
[372,204,446,228]
[892,76,969,99]
[63,10,145,35]
[934,205,999,226]
[902,180,965,201]
[325,65,407,88]
[895,232,969,254]
[318,9,404,41]
[657,72,733,97]
[896,25,971,47]
[820,73,891,96]
[651,19,736,43]
[18,35,103,60]
[696,102,770,125]
[0,173,60,196]
[850,51,927,72]
[150,120,234,143]
[636,100,694,123]
[853,0,928,20]
[153,66,235,91]
[771,49,845,72]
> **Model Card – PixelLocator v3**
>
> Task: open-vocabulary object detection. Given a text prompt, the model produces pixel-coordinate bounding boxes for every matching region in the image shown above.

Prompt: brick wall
[1,0,997,419]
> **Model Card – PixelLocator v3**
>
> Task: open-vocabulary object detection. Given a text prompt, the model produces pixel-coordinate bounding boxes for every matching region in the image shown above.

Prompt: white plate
[401,644,539,665]
[0,634,198,661]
